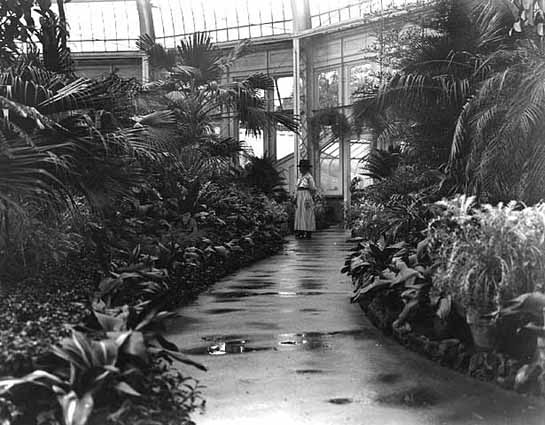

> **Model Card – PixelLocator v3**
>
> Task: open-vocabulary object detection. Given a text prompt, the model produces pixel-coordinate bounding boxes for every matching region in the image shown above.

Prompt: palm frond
[137,34,176,70]
[0,138,70,212]
[360,147,402,180]
[136,110,177,127]
[177,32,223,84]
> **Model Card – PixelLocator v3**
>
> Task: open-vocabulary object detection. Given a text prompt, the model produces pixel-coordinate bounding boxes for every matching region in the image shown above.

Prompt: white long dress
[294,172,316,232]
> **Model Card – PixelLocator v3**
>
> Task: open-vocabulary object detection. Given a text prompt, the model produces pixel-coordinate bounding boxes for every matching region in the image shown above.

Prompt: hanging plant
[309,108,351,141]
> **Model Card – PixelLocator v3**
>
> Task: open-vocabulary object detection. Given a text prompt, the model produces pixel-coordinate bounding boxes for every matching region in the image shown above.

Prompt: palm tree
[354,0,545,203]
[0,5,172,214]
[0,57,170,212]
[137,32,298,170]
[352,0,517,194]
[449,1,545,203]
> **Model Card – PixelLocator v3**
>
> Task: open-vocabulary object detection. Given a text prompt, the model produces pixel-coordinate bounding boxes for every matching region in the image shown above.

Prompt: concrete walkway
[169,228,545,425]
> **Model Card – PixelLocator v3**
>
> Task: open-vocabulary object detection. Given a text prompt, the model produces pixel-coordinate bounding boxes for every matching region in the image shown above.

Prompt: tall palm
[353,0,515,179]
[0,58,173,214]
[137,31,298,170]
[449,2,545,203]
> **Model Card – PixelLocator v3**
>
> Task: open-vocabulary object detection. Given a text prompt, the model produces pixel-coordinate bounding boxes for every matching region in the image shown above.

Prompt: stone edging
[359,295,545,397]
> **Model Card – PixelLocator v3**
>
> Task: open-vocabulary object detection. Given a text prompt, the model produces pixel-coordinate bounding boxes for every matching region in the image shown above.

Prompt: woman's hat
[298,159,312,168]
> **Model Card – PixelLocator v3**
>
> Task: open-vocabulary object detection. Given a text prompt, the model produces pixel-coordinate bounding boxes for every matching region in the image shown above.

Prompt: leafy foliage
[354,0,545,203]
[241,155,287,201]
[0,7,292,425]
[137,31,298,154]
[429,196,545,311]
[360,146,401,181]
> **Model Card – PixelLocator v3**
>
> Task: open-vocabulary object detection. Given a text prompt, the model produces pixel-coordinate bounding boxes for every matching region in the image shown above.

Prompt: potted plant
[429,198,545,350]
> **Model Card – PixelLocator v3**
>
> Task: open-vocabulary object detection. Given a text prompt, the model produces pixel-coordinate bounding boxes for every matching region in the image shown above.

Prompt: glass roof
[63,0,140,52]
[153,0,292,47]
[309,0,434,27]
[43,0,434,53]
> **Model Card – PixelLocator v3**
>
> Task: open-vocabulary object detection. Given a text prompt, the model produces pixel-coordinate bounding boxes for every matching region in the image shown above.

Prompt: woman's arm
[308,174,317,193]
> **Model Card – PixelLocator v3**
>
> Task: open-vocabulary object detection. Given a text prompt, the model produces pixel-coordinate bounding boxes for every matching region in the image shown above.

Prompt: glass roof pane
[309,0,435,28]
[64,0,139,52]
[150,0,291,44]
[33,0,433,53]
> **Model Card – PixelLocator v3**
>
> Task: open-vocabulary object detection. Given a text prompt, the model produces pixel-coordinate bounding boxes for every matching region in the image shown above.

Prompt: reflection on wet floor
[295,369,325,374]
[375,372,403,384]
[210,290,327,299]
[182,329,375,356]
[230,282,277,290]
[328,397,353,405]
[376,386,440,407]
[203,308,244,314]
[171,228,545,425]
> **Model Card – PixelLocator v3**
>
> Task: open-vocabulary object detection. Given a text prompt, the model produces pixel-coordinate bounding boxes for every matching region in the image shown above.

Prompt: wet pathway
[169,228,545,425]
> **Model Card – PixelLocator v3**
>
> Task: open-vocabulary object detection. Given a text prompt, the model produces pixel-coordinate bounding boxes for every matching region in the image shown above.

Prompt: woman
[294,159,317,239]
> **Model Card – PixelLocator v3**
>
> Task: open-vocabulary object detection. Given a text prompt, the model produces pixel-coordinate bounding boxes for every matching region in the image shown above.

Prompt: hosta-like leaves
[0,370,65,393]
[148,347,207,371]
[114,382,141,397]
[94,311,127,332]
[57,391,94,425]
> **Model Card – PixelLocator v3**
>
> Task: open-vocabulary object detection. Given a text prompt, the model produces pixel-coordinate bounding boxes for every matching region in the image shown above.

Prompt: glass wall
[348,62,381,103]
[350,137,374,190]
[317,69,339,108]
[239,87,265,159]
[239,126,264,158]
[320,139,342,196]
[274,76,295,159]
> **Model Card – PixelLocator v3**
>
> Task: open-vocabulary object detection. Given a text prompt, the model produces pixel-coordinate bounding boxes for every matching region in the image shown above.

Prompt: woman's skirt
[294,190,316,232]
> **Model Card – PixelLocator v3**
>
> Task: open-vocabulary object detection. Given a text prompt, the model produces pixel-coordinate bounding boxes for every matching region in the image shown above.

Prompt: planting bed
[358,295,545,397]
[344,195,545,400]
[0,220,285,378]
[0,182,287,425]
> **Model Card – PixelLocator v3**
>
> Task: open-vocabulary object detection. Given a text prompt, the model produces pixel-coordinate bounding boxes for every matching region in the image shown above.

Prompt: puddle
[182,339,274,356]
[376,386,439,407]
[328,398,353,405]
[277,332,332,351]
[246,321,281,330]
[211,291,259,299]
[182,329,371,356]
[204,308,244,315]
[299,282,323,290]
[376,373,402,384]
[211,291,325,299]
[211,298,242,303]
[295,369,324,374]
[230,282,276,290]
[329,329,378,339]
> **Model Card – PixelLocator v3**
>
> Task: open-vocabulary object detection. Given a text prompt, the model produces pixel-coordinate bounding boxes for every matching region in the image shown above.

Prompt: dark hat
[298,159,312,168]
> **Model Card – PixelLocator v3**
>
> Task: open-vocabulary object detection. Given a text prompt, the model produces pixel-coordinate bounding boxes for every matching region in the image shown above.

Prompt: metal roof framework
[44,0,434,52]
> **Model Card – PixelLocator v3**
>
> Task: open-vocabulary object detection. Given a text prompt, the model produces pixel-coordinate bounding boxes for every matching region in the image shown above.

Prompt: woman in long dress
[294,159,316,239]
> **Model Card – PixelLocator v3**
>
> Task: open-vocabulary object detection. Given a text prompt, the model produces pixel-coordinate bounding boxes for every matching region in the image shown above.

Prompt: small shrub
[429,196,545,312]
[241,156,287,202]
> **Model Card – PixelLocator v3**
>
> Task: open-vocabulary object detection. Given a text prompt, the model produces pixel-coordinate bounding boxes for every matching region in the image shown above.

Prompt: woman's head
[298,159,312,173]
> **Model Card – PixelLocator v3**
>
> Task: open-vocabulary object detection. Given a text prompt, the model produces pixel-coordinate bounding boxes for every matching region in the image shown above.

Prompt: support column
[263,75,277,159]
[291,0,311,185]
[141,55,150,83]
[340,38,350,225]
[136,0,155,83]
[136,0,155,40]
[292,37,301,182]
[342,136,351,226]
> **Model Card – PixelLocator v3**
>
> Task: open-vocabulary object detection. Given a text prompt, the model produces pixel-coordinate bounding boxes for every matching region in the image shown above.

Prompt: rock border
[358,296,545,397]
